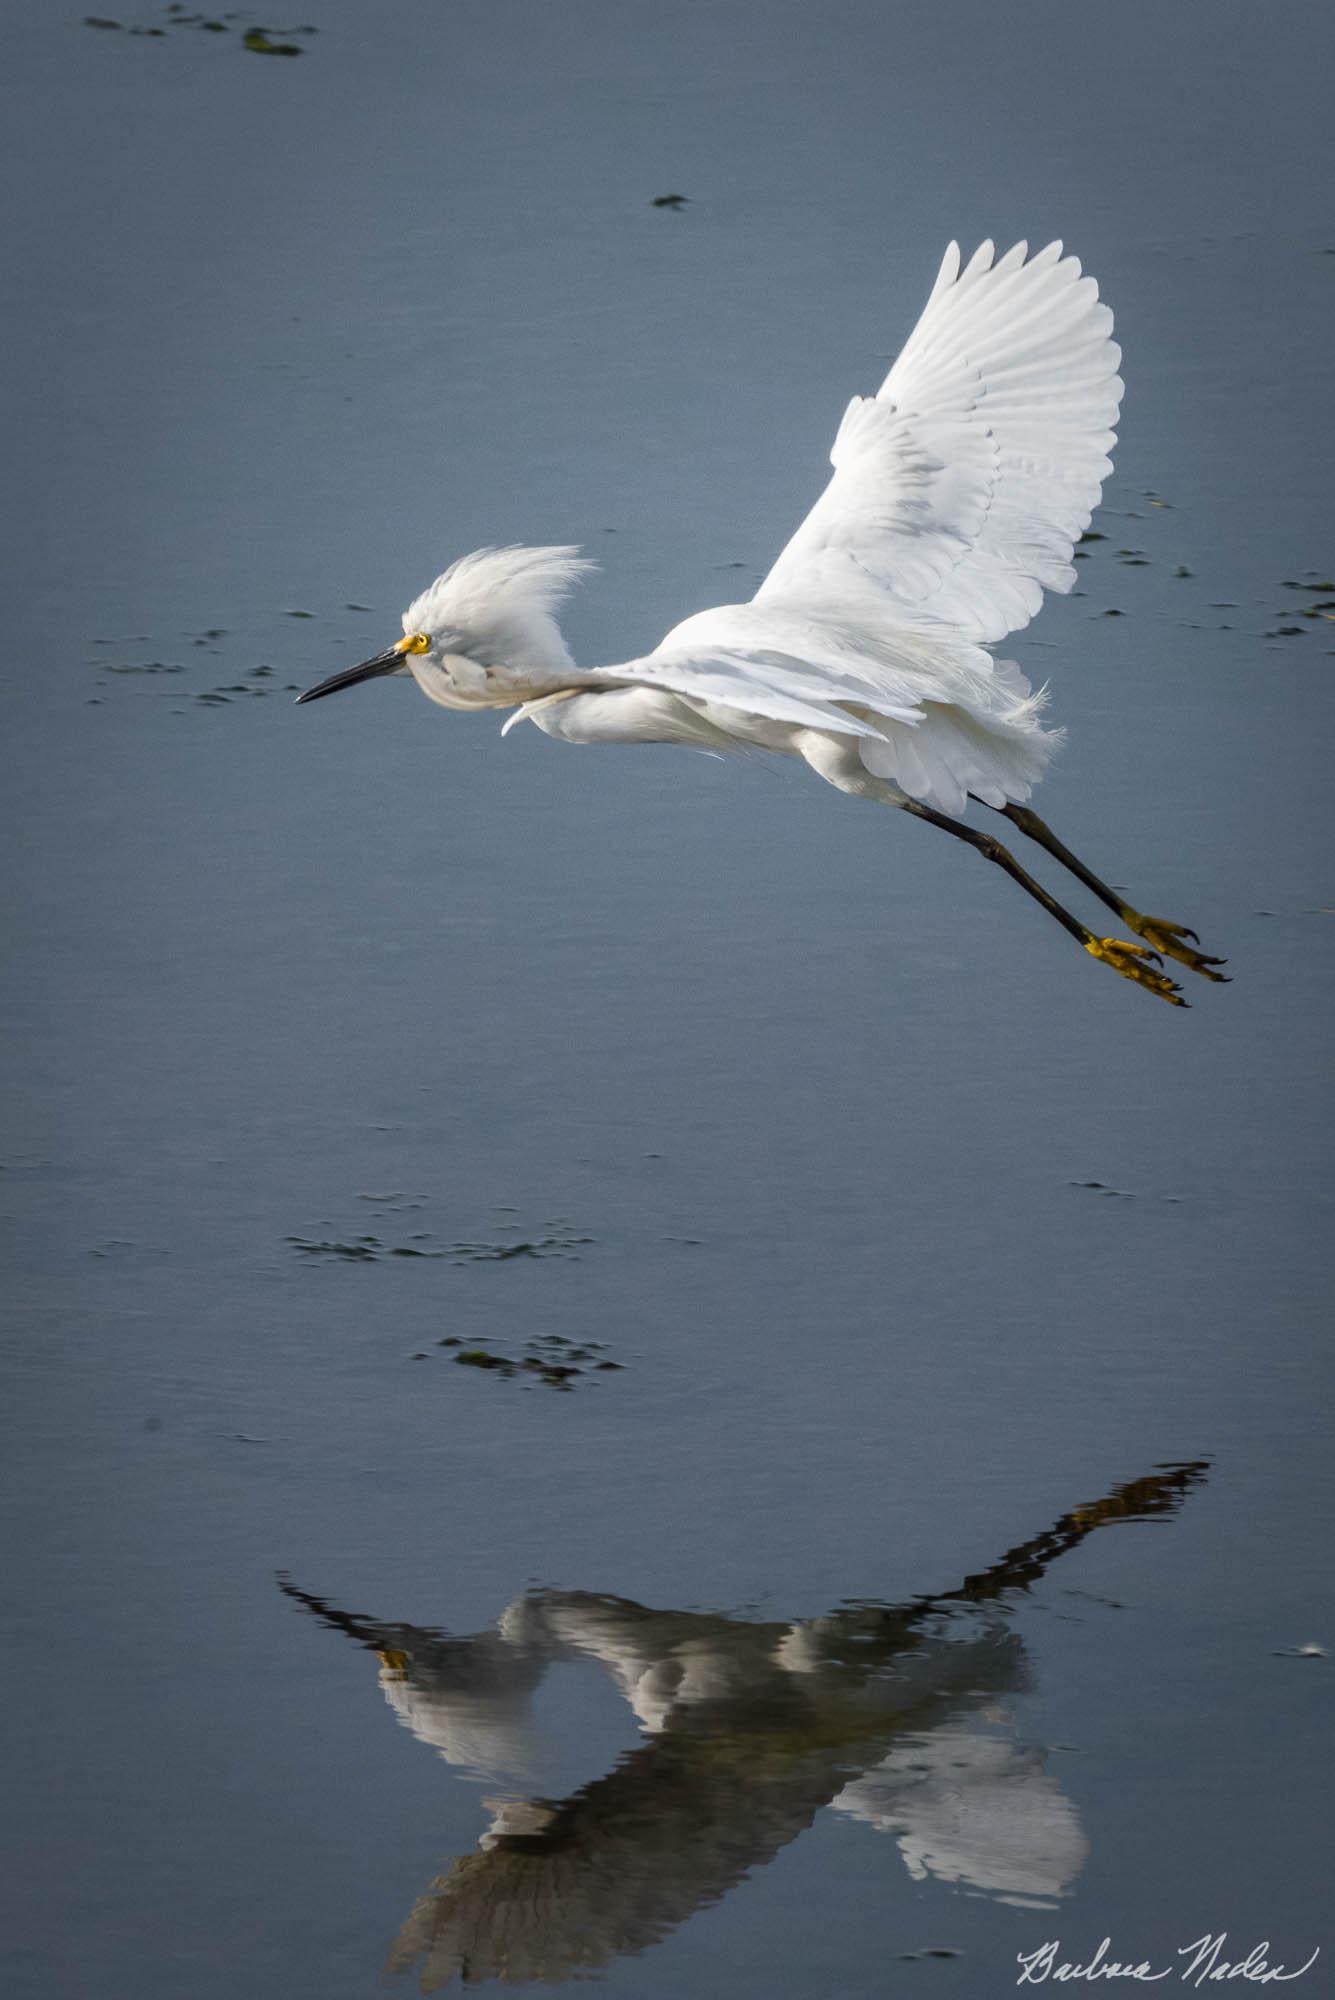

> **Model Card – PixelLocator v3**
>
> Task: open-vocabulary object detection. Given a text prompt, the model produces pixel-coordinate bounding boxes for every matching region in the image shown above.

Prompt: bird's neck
[410,652,593,712]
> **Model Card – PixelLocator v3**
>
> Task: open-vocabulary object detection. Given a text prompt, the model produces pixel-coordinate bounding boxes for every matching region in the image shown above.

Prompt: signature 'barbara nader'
[1016,1936,1321,1987]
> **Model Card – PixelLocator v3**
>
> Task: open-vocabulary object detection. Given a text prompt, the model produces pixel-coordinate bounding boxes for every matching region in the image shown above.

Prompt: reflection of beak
[295,637,410,705]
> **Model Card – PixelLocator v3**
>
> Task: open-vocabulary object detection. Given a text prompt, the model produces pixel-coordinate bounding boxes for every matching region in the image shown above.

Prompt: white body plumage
[388,238,1122,818]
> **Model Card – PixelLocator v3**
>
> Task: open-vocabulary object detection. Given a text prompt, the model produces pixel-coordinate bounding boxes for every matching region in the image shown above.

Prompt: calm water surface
[2,3,1332,1995]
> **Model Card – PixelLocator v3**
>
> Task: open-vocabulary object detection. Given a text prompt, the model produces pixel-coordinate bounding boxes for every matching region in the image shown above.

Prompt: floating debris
[447,1333,624,1390]
[287,1235,380,1261]
[86,7,313,48]
[444,1227,593,1263]
[1069,1180,1134,1199]
[244,26,303,54]
[1272,1643,1326,1659]
[651,193,689,210]
[287,1217,593,1264]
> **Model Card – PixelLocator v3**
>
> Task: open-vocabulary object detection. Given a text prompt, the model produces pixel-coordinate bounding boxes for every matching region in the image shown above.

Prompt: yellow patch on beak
[395,632,431,656]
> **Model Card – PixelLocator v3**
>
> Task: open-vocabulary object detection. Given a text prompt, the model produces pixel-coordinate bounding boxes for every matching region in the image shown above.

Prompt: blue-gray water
[1,3,1332,1994]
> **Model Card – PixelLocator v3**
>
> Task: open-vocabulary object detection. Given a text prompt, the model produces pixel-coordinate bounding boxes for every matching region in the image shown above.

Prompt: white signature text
[1016,1936,1321,1988]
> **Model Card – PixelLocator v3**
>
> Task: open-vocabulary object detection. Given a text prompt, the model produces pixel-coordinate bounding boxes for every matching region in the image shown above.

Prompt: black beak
[294,645,403,705]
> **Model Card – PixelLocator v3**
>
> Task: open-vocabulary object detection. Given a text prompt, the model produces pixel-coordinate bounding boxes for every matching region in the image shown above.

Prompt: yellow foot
[1130,915,1230,982]
[1085,936,1188,1007]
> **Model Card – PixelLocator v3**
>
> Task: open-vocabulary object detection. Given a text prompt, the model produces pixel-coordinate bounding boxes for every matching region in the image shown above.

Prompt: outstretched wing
[756,238,1123,644]
[584,241,1120,757]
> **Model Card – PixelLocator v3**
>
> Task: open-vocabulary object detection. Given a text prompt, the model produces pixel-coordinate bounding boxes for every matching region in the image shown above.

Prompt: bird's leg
[903,800,1187,1007]
[988,801,1228,981]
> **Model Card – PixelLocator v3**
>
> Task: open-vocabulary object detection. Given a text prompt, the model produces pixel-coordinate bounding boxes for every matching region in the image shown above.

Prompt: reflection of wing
[391,1727,849,1985]
[834,1720,1089,1909]
[386,1673,1007,1989]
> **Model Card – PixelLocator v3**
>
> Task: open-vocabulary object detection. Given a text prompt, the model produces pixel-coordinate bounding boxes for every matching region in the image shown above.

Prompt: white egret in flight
[298,239,1227,1005]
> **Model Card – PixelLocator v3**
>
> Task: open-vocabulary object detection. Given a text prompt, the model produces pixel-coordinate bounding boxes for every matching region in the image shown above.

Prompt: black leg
[984,800,1228,982]
[903,799,1188,1007]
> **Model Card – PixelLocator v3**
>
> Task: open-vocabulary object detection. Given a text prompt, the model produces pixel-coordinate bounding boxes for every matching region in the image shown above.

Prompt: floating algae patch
[286,1212,594,1266]
[287,1235,381,1261]
[243,27,305,55]
[83,8,315,51]
[446,1333,624,1391]
[442,1227,594,1263]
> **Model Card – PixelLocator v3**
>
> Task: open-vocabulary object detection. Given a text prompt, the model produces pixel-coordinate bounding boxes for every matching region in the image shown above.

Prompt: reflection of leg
[992,802,1228,982]
[937,1462,1211,1606]
[902,800,1187,1007]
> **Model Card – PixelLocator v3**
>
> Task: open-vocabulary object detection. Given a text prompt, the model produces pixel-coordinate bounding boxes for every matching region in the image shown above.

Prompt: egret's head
[295,544,595,710]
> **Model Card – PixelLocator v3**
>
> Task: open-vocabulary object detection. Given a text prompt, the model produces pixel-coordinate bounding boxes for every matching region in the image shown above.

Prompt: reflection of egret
[281,1461,1207,1988]
[298,240,1227,1005]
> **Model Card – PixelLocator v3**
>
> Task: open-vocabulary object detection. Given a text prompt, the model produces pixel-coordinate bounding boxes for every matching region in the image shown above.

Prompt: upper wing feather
[583,239,1120,744]
[755,238,1123,645]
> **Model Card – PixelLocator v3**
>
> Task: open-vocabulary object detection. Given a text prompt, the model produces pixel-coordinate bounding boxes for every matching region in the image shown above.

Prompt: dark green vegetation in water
[442,1334,625,1390]
[83,7,315,52]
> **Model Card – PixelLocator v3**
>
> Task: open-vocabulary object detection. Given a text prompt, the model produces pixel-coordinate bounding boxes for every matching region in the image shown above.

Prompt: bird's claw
[1131,916,1230,982]
[1085,935,1189,1007]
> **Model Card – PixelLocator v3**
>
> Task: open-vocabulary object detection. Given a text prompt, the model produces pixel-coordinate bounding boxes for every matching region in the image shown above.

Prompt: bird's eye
[401,631,431,656]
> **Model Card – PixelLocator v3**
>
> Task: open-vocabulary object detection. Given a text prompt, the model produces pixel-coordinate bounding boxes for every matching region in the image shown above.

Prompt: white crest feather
[404,545,597,676]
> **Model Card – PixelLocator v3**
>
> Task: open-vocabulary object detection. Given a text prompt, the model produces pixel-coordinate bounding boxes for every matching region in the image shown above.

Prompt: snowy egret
[279,1462,1206,1982]
[298,239,1227,1005]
